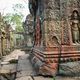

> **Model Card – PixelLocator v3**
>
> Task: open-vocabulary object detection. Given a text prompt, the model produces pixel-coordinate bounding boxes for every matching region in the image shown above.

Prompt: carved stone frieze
[44,0,60,20]
[44,0,55,9]
[61,20,70,45]
[44,20,61,47]
[44,9,60,20]
[67,0,80,8]
[44,0,60,9]
[60,0,67,19]
[67,0,80,17]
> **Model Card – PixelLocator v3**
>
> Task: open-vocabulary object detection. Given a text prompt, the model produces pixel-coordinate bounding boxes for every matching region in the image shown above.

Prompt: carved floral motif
[44,20,61,47]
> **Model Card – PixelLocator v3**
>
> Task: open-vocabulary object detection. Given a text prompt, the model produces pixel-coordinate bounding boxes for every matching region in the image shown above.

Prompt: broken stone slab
[1,61,9,65]
[59,61,80,76]
[2,49,26,62]
[0,63,17,80]
[16,76,33,80]
[0,63,17,74]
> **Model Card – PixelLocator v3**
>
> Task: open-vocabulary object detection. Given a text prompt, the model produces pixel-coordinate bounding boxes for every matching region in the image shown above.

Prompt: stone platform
[15,53,80,80]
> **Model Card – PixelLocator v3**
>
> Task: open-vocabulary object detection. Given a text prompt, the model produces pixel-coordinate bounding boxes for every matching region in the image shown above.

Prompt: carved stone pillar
[43,0,61,47]
[60,0,71,45]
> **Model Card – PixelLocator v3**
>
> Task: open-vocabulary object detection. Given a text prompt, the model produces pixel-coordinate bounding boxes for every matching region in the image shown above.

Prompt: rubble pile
[2,49,25,62]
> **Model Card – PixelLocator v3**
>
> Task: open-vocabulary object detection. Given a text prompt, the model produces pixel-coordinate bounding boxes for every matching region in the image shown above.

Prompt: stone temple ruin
[28,0,80,76]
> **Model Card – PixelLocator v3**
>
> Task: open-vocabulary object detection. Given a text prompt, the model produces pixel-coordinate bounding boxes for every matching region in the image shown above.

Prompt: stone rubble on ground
[0,49,79,80]
[2,49,26,62]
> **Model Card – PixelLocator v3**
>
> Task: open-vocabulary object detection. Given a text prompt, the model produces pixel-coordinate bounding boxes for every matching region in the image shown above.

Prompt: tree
[3,4,24,32]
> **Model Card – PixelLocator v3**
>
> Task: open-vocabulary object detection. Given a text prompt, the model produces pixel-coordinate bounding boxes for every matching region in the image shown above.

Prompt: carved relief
[35,17,41,46]
[44,0,60,9]
[34,0,80,47]
[44,20,61,47]
[67,0,80,16]
[60,0,70,45]
[60,0,67,19]
[68,0,80,8]
[44,0,60,20]
[71,10,80,44]
[45,9,60,20]
[54,0,60,10]
[61,20,70,45]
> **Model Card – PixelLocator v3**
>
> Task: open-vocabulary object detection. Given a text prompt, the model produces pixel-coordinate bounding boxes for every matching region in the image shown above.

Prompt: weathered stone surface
[34,76,78,80]
[23,14,34,47]
[16,76,80,80]
[0,64,16,74]
[61,20,70,45]
[44,0,60,20]
[59,61,80,76]
[16,76,33,80]
[67,0,80,8]
[34,76,51,80]
[44,20,61,47]
[16,54,35,78]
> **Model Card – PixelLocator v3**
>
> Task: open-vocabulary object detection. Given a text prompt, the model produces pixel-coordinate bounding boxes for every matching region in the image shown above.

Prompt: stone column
[43,0,61,47]
[60,0,71,45]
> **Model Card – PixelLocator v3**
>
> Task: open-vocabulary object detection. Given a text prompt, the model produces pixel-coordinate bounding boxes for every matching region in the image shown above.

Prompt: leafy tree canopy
[3,4,24,32]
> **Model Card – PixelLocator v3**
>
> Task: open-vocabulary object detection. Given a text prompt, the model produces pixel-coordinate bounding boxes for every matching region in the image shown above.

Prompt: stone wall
[0,13,14,57]
[23,14,34,47]
[28,0,80,47]
[43,0,61,47]
[43,0,80,46]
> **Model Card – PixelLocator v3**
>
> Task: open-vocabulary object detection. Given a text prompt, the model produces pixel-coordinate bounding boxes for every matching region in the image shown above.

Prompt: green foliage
[3,4,24,32]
